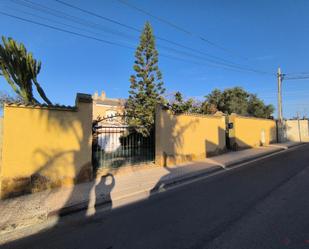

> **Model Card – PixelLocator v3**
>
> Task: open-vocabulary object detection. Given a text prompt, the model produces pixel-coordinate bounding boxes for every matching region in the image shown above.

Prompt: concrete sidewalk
[0,141,301,238]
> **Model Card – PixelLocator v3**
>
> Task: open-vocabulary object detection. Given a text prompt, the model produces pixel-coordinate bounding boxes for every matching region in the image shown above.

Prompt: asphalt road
[3,144,309,249]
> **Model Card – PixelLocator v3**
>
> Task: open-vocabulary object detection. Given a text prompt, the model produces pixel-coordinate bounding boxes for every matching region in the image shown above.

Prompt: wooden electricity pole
[277,67,283,124]
[277,67,285,142]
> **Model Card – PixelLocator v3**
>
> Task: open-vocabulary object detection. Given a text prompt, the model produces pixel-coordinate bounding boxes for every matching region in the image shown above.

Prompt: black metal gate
[93,126,155,169]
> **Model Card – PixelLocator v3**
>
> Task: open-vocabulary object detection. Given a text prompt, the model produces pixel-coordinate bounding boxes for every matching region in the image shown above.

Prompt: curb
[48,166,222,219]
[223,142,304,168]
[48,143,304,219]
[224,148,283,167]
[0,143,305,243]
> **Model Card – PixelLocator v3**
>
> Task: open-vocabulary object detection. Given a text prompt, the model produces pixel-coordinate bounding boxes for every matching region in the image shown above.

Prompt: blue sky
[1,0,309,118]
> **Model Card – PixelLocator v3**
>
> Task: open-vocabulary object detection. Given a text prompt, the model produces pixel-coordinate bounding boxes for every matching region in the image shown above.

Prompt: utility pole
[277,67,285,142]
[277,67,283,124]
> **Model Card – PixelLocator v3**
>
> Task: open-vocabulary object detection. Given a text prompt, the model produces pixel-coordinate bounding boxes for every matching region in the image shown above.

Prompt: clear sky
[1,0,309,118]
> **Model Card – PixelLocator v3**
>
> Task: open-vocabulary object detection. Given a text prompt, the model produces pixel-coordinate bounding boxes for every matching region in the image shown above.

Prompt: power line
[0,10,272,76]
[2,1,274,76]
[116,0,248,60]
[6,6,109,38]
[8,2,209,60]
[52,0,237,64]
[0,11,135,49]
[284,76,309,80]
[10,0,217,64]
[117,0,191,35]
[11,0,271,74]
[284,71,309,75]
[53,0,140,33]
[159,51,262,74]
[158,44,272,74]
[8,0,255,71]
[14,0,238,66]
[51,0,273,75]
[284,72,309,80]
[0,11,232,69]
[11,0,137,41]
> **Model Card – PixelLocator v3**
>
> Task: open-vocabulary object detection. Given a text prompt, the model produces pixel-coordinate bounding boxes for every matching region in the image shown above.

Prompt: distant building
[92,91,126,151]
[92,91,126,124]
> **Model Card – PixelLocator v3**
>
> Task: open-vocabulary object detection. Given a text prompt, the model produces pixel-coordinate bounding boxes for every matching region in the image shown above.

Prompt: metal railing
[93,126,155,169]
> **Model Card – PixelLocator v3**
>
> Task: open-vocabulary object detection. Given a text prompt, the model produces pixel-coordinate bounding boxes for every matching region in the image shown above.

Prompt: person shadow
[58,173,115,218]
[93,173,115,213]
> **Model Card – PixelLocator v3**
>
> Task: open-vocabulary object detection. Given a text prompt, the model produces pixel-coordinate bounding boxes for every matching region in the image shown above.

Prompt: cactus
[0,36,52,105]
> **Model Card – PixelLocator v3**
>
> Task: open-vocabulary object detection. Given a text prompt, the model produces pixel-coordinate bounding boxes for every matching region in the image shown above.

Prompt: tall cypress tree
[126,22,165,135]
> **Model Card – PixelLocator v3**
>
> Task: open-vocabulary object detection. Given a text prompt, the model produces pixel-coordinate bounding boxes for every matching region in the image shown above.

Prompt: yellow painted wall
[92,103,124,121]
[0,117,3,194]
[155,105,226,166]
[229,114,277,149]
[285,120,309,142]
[0,117,3,161]
[0,94,93,199]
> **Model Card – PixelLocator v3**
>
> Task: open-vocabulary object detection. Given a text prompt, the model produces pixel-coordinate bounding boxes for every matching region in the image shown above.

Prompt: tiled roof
[4,102,76,111]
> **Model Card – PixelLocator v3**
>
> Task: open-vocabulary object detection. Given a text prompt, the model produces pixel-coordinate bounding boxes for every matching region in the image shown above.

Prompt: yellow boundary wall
[285,120,309,142]
[0,94,93,199]
[155,105,226,166]
[228,114,277,149]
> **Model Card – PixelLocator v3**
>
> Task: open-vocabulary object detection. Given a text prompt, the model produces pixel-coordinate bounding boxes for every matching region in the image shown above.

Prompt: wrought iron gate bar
[93,125,155,169]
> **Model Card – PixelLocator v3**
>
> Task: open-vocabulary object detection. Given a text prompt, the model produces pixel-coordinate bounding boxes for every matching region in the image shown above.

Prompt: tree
[247,94,274,118]
[199,101,218,114]
[221,87,249,115]
[202,87,274,118]
[0,36,52,105]
[169,91,197,114]
[125,22,165,135]
[204,89,224,112]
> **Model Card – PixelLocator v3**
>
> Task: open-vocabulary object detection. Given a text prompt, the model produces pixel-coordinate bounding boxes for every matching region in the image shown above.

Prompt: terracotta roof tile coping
[4,102,77,111]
